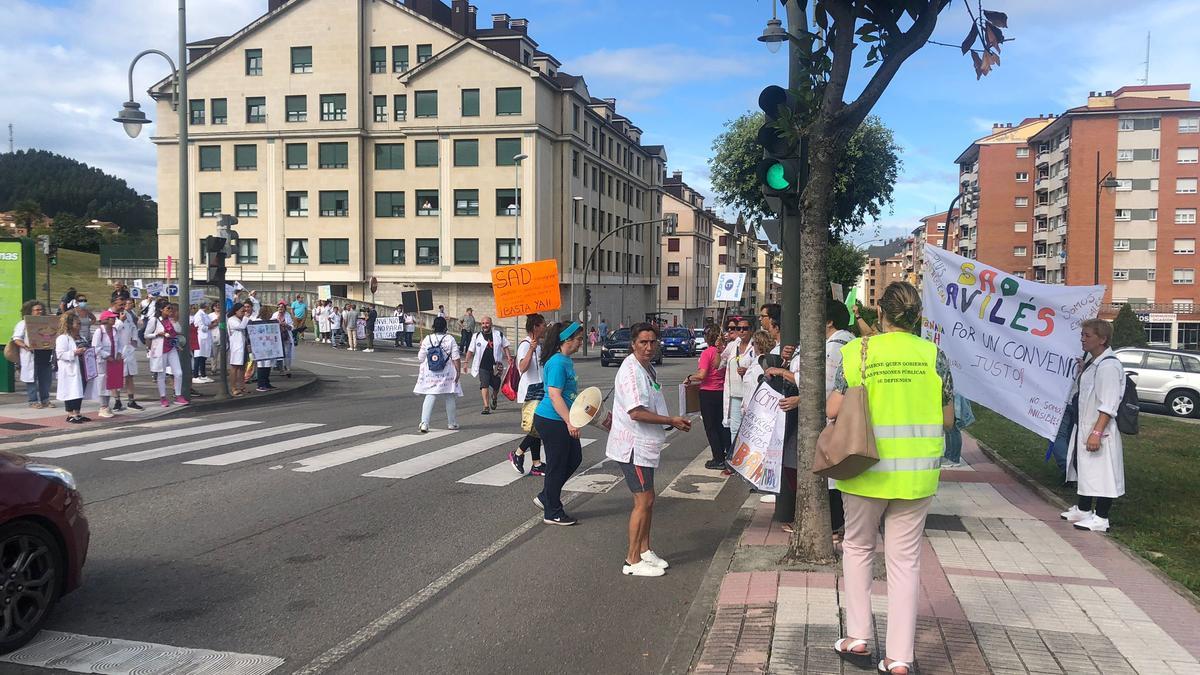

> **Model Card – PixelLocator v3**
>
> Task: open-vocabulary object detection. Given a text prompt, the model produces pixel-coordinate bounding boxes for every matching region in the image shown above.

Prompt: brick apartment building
[903,208,958,285]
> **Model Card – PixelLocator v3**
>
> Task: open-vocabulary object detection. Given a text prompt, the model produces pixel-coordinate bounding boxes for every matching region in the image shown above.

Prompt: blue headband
[559,322,582,341]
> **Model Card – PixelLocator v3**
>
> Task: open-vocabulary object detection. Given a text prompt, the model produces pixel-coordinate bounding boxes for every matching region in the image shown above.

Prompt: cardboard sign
[130,287,142,299]
[491,259,561,319]
[132,279,144,289]
[23,315,59,350]
[145,281,165,297]
[189,289,206,304]
[727,382,785,493]
[714,272,747,302]
[318,285,332,301]
[246,320,285,362]
[81,347,98,382]
[677,383,701,415]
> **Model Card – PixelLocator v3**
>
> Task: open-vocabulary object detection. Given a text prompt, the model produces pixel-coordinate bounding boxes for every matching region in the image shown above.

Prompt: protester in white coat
[145,303,189,407]
[227,304,249,396]
[12,300,55,409]
[91,310,121,418]
[316,300,333,343]
[463,317,511,414]
[55,313,95,423]
[720,317,754,441]
[1061,318,1126,533]
[191,303,213,382]
[115,298,144,411]
[414,316,462,432]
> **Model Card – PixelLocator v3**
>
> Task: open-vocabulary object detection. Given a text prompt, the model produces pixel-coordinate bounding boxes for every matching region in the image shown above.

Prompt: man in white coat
[462,316,511,415]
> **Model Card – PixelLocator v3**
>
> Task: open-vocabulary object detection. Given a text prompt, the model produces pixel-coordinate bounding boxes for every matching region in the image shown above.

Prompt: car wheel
[0,521,64,654]
[1166,389,1198,417]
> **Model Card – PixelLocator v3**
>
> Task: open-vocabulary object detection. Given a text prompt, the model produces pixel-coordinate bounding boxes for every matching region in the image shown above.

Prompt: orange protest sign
[491,259,561,319]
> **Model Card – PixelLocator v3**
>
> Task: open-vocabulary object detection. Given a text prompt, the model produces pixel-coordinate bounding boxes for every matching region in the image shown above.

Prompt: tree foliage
[826,241,868,291]
[1111,304,1148,349]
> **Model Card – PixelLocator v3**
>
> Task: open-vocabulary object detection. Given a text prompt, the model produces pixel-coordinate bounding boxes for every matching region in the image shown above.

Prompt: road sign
[369,276,379,294]
[166,283,180,297]
[579,310,592,323]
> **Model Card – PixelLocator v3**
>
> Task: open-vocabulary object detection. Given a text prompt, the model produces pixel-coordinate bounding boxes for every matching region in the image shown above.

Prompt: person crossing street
[463,316,511,415]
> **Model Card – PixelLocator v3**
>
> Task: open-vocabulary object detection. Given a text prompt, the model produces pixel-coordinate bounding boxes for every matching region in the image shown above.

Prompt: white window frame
[1148,269,1157,281]
[1014,196,1029,208]
[1113,239,1131,251]
[1112,269,1129,281]
[1015,147,1029,158]
[1173,269,1195,285]
[1115,209,1132,221]
[1013,246,1027,257]
[1149,239,1157,251]
[1014,221,1028,232]
[1175,239,1196,254]
[1177,178,1198,194]
[1119,118,1135,131]
[1179,148,1200,164]
[1180,117,1200,133]
[1177,208,1198,224]
[1015,171,1029,182]
[1117,149,1134,162]
[1151,148,1160,161]
[1115,178,1133,191]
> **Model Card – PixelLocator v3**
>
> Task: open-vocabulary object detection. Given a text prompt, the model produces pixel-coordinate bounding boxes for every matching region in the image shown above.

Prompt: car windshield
[664,328,690,338]
[609,328,630,342]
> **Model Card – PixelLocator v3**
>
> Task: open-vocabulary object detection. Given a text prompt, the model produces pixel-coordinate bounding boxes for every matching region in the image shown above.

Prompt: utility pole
[7,123,12,154]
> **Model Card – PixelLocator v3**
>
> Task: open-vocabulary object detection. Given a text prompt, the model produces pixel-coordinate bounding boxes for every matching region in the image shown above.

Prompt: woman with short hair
[226,304,250,396]
[533,322,586,526]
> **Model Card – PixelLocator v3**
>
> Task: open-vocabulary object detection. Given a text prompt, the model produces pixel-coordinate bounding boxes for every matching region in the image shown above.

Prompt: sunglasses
[736,326,751,331]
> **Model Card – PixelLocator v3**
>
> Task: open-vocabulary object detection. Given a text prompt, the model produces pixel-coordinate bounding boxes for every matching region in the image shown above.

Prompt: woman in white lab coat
[1061,318,1126,533]
[12,300,55,409]
[226,304,249,396]
[90,310,121,418]
[55,313,95,423]
[414,316,462,432]
[192,303,214,383]
[145,303,188,407]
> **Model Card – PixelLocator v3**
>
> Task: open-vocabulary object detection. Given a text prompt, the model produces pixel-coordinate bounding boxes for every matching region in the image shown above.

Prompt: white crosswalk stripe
[185,425,388,466]
[29,421,260,459]
[458,438,597,486]
[363,433,523,479]
[103,423,324,462]
[660,448,731,500]
[0,417,196,453]
[290,430,454,473]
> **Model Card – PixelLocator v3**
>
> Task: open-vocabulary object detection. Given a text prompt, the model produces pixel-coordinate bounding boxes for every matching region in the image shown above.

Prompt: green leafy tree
[49,213,101,253]
[11,199,44,231]
[1111,304,1148,349]
[826,240,868,291]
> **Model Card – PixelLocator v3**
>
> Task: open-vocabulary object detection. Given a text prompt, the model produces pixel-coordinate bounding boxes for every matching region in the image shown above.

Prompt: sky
[2,0,1199,246]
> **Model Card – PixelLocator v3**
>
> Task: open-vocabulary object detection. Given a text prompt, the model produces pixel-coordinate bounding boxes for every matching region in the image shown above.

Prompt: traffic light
[585,288,592,307]
[755,85,807,207]
[48,243,58,266]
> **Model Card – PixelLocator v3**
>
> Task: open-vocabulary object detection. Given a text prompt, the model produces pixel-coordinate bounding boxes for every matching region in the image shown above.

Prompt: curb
[658,494,758,675]
[176,368,322,416]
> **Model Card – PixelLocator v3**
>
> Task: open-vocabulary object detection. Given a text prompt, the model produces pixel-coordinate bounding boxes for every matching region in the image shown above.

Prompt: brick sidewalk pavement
[691,435,1200,674]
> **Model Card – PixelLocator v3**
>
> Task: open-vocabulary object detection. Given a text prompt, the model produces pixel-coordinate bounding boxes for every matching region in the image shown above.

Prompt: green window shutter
[291,46,312,73]
[318,142,348,169]
[375,239,405,265]
[189,99,205,125]
[454,238,479,265]
[453,139,478,167]
[286,95,307,121]
[393,95,407,122]
[454,189,479,216]
[375,143,404,170]
[211,98,227,124]
[246,97,266,123]
[417,44,432,63]
[286,143,307,169]
[235,192,258,217]
[199,192,221,216]
[199,146,221,171]
[319,191,349,217]
[320,239,350,264]
[245,48,262,75]
[496,87,521,115]
[370,46,386,73]
[415,140,438,167]
[496,188,520,215]
[234,144,257,170]
[375,192,405,217]
[392,46,409,72]
[495,138,521,166]
[414,91,437,118]
[416,238,439,265]
[461,89,480,117]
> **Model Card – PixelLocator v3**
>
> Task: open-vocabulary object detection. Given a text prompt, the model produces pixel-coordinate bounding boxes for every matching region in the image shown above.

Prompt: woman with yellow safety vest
[826,281,955,675]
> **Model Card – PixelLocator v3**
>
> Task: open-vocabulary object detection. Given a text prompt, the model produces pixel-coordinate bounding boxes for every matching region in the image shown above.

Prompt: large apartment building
[710,216,777,320]
[659,171,713,328]
[148,0,668,325]
[902,209,958,286]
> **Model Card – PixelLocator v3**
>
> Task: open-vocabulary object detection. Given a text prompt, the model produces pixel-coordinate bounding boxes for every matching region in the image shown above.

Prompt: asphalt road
[8,340,749,675]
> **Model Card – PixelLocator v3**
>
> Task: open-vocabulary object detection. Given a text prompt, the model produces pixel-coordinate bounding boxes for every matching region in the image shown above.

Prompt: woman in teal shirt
[534,321,585,526]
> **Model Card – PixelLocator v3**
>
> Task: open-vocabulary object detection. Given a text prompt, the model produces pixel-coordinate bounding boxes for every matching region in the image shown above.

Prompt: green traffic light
[765,162,791,190]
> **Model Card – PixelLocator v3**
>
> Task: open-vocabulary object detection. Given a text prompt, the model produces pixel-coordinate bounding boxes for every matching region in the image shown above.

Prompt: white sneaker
[1060,505,1091,523]
[640,550,669,569]
[98,407,114,418]
[622,560,666,577]
[418,422,429,433]
[760,494,776,504]
[1073,514,1110,532]
[940,458,964,469]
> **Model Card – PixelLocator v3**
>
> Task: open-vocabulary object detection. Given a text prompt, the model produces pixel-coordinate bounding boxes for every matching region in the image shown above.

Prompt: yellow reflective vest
[835,331,945,500]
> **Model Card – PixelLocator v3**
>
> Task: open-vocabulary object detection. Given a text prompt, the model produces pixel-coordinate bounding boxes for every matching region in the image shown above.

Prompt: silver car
[1113,347,1200,417]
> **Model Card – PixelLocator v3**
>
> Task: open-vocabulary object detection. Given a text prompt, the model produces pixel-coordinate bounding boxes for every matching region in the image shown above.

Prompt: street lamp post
[511,153,528,341]
[113,0,190,396]
[571,196,584,324]
[582,214,677,339]
[1094,152,1121,285]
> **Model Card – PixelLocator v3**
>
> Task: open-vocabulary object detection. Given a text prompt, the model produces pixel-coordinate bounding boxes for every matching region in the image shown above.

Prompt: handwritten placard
[246,320,285,362]
[728,383,785,493]
[81,347,98,382]
[23,315,58,350]
[491,259,561,319]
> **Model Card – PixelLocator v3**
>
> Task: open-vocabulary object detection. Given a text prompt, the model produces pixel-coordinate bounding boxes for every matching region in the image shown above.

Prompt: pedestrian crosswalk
[29,417,731,500]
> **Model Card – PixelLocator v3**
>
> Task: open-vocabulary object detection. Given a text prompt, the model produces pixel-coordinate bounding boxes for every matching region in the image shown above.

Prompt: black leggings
[193,356,207,378]
[65,398,82,414]
[698,389,730,463]
[518,434,542,462]
[1078,495,1114,518]
[534,415,582,519]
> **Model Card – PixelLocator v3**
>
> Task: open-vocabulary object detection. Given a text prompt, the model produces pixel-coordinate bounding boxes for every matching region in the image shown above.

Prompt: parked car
[1113,347,1200,417]
[0,452,90,653]
[661,327,697,357]
[693,329,708,351]
[601,327,664,367]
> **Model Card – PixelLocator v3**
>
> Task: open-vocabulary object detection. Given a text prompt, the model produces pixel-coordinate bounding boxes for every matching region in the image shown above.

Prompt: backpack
[425,334,451,372]
[1102,356,1140,435]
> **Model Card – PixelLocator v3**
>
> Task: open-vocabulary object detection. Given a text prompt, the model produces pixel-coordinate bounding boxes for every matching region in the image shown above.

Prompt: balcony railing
[99,259,308,284]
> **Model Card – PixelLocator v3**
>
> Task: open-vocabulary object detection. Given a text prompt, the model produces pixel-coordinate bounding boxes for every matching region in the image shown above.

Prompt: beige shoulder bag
[813,337,879,480]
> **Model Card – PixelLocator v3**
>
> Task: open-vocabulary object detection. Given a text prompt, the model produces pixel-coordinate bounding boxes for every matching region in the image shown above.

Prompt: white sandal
[878,659,912,674]
[833,638,869,658]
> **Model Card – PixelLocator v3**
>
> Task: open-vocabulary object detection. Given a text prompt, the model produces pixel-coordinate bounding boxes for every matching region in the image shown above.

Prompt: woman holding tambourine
[532,321,586,526]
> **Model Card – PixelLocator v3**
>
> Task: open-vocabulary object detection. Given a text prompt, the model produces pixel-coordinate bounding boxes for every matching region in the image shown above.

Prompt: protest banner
[372,316,402,341]
[132,279,144,289]
[713,272,747,302]
[189,289,206,304]
[727,382,785,493]
[145,281,165,297]
[81,347,98,382]
[166,283,180,297]
[23,315,58,350]
[246,320,285,361]
[491,259,561,319]
[356,318,367,340]
[920,244,1105,439]
[318,285,331,301]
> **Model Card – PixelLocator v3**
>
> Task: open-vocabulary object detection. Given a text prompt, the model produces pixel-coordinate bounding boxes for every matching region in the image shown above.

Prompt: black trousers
[534,415,582,519]
[1078,495,1114,518]
[698,389,730,463]
[518,434,542,461]
[257,365,271,388]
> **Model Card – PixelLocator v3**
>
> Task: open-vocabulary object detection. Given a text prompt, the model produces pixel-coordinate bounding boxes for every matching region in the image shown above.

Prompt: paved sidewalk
[691,434,1200,674]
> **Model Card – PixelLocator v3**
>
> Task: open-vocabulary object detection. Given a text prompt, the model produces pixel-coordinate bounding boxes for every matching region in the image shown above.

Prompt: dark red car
[0,451,90,653]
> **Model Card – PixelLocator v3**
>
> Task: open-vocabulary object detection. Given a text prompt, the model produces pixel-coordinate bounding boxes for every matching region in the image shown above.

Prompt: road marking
[28,421,260,459]
[0,630,283,675]
[660,447,731,500]
[291,492,583,675]
[103,423,324,462]
[184,425,388,466]
[299,359,368,371]
[362,432,523,479]
[0,417,195,453]
[458,438,596,486]
[379,374,404,378]
[563,456,622,493]
[290,430,454,472]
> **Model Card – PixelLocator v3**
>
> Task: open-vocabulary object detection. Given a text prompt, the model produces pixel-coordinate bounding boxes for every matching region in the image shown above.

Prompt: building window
[1112,269,1129,281]
[718,254,727,264]
[318,142,348,169]
[1117,149,1133,162]
[375,191,405,217]
[1150,238,1158,251]
[416,190,439,216]
[319,239,350,265]
[237,239,258,264]
[667,262,679,276]
[287,239,308,264]
[291,46,312,73]
[1148,269,1157,281]
[207,99,226,126]
[1014,197,1029,207]
[1115,209,1132,221]
[320,94,347,121]
[375,239,405,265]
[1015,147,1029,158]
[1113,239,1130,251]
[189,99,205,125]
[495,138,521,166]
[667,238,680,252]
[416,238,439,265]
[1014,221,1028,232]
[416,44,432,64]
[286,191,309,217]
[496,239,520,266]
[1180,118,1200,133]
[245,48,262,76]
[496,87,521,115]
[1150,208,1158,221]
[1174,269,1195,285]
[373,95,387,122]
[1177,208,1197,224]
[1177,178,1198,194]
[393,95,407,122]
[246,97,266,123]
[286,143,307,169]
[454,189,479,216]
[370,46,386,73]
[234,144,257,171]
[1119,117,1160,131]
[1173,299,1195,312]
[667,286,680,301]
[1013,246,1027,257]
[375,143,404,170]
[453,238,479,265]
[572,151,580,177]
[1175,239,1196,254]
[414,90,437,118]
[198,146,220,171]
[453,139,479,167]
[414,140,438,167]
[572,104,580,131]
[285,95,307,122]
[235,192,257,217]
[1180,148,1200,164]
[1015,171,1029,182]
[319,191,348,217]
[392,46,409,72]
[199,192,221,217]
[461,89,480,117]
[496,188,520,215]
[1115,178,1133,191]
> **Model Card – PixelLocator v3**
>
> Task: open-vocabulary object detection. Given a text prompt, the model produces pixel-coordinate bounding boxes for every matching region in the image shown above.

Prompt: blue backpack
[425,335,451,372]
